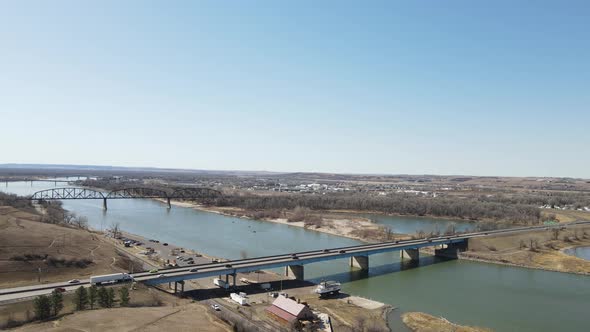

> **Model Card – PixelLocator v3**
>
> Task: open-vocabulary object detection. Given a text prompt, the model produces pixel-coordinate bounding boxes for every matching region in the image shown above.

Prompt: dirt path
[89,244,101,257]
[128,308,182,332]
[47,238,58,248]
[324,307,352,327]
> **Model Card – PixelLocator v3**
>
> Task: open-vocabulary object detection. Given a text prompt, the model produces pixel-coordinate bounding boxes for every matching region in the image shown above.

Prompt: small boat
[314,280,341,296]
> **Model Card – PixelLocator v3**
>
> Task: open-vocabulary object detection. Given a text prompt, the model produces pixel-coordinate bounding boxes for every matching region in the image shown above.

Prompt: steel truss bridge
[27,187,223,209]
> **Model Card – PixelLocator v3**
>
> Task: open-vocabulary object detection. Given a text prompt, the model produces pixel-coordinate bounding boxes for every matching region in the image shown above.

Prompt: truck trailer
[213,278,229,289]
[90,273,133,285]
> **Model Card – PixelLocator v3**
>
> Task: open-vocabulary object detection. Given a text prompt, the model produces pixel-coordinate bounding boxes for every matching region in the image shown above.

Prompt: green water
[2,182,589,331]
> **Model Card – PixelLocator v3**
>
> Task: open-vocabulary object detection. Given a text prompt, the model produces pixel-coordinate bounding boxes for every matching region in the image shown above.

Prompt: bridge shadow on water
[307,255,453,285]
[183,256,455,301]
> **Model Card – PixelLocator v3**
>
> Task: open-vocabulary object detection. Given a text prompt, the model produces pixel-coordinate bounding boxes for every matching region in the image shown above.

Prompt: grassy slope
[0,206,127,288]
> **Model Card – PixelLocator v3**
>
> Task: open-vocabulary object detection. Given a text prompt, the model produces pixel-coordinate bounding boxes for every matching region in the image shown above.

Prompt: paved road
[1,221,588,302]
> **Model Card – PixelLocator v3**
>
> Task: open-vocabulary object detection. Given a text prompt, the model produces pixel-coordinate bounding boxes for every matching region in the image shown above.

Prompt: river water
[2,181,589,332]
[565,246,590,261]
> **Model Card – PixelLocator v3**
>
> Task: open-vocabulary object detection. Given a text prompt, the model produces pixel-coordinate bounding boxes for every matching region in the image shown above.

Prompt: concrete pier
[103,198,108,210]
[400,248,420,261]
[350,255,369,270]
[434,242,467,259]
[285,265,304,280]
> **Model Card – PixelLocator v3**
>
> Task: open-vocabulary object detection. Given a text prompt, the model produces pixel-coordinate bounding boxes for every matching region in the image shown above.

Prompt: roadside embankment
[402,312,492,332]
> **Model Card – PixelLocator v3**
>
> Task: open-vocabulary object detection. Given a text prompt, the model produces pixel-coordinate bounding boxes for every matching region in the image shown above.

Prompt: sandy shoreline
[153,198,405,243]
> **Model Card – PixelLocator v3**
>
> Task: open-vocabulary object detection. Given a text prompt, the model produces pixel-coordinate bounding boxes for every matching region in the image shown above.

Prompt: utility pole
[37,267,41,283]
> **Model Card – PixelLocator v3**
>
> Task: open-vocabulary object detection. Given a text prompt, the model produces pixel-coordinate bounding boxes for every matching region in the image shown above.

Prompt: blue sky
[1,1,589,177]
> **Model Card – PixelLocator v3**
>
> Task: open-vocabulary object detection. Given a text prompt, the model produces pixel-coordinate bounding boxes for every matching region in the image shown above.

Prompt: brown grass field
[465,224,590,274]
[0,206,130,288]
[2,284,229,332]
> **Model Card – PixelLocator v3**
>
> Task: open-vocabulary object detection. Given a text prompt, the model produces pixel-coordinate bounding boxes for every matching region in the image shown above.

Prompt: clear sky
[1,1,589,178]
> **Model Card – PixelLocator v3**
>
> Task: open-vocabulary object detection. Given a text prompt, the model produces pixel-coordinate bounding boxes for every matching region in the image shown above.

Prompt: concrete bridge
[2,221,586,301]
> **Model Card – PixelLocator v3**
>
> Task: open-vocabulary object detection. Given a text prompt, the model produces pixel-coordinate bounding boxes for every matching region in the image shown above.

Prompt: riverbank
[461,224,590,275]
[402,312,492,332]
[156,199,411,243]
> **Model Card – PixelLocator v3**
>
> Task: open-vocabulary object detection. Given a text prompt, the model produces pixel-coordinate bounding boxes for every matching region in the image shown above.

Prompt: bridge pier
[285,265,304,280]
[167,197,171,209]
[400,248,420,261]
[172,281,185,295]
[103,198,108,210]
[350,255,369,270]
[435,241,468,259]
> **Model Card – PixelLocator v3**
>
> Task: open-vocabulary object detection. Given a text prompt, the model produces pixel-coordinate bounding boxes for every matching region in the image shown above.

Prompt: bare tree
[110,222,122,239]
[551,228,559,240]
[73,216,88,229]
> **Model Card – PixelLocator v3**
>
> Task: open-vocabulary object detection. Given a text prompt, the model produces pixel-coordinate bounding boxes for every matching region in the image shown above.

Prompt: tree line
[214,192,542,224]
[79,179,544,224]
[32,285,130,321]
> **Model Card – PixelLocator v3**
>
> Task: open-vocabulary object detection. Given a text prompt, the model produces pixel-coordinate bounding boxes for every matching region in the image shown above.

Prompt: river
[565,246,590,261]
[2,181,589,332]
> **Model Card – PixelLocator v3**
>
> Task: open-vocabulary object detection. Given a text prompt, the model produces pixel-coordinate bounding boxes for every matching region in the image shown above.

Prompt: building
[266,295,313,324]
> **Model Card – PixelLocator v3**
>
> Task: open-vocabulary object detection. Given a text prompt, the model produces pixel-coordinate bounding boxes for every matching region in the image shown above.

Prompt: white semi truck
[90,273,133,285]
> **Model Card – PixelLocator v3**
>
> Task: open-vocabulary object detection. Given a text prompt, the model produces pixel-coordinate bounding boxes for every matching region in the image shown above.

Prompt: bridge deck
[0,221,587,299]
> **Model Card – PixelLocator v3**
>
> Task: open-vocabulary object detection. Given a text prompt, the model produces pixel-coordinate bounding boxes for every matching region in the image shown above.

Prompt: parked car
[211,304,220,311]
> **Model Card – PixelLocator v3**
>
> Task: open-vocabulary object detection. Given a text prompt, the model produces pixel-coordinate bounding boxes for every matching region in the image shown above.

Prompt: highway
[1,220,588,302]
